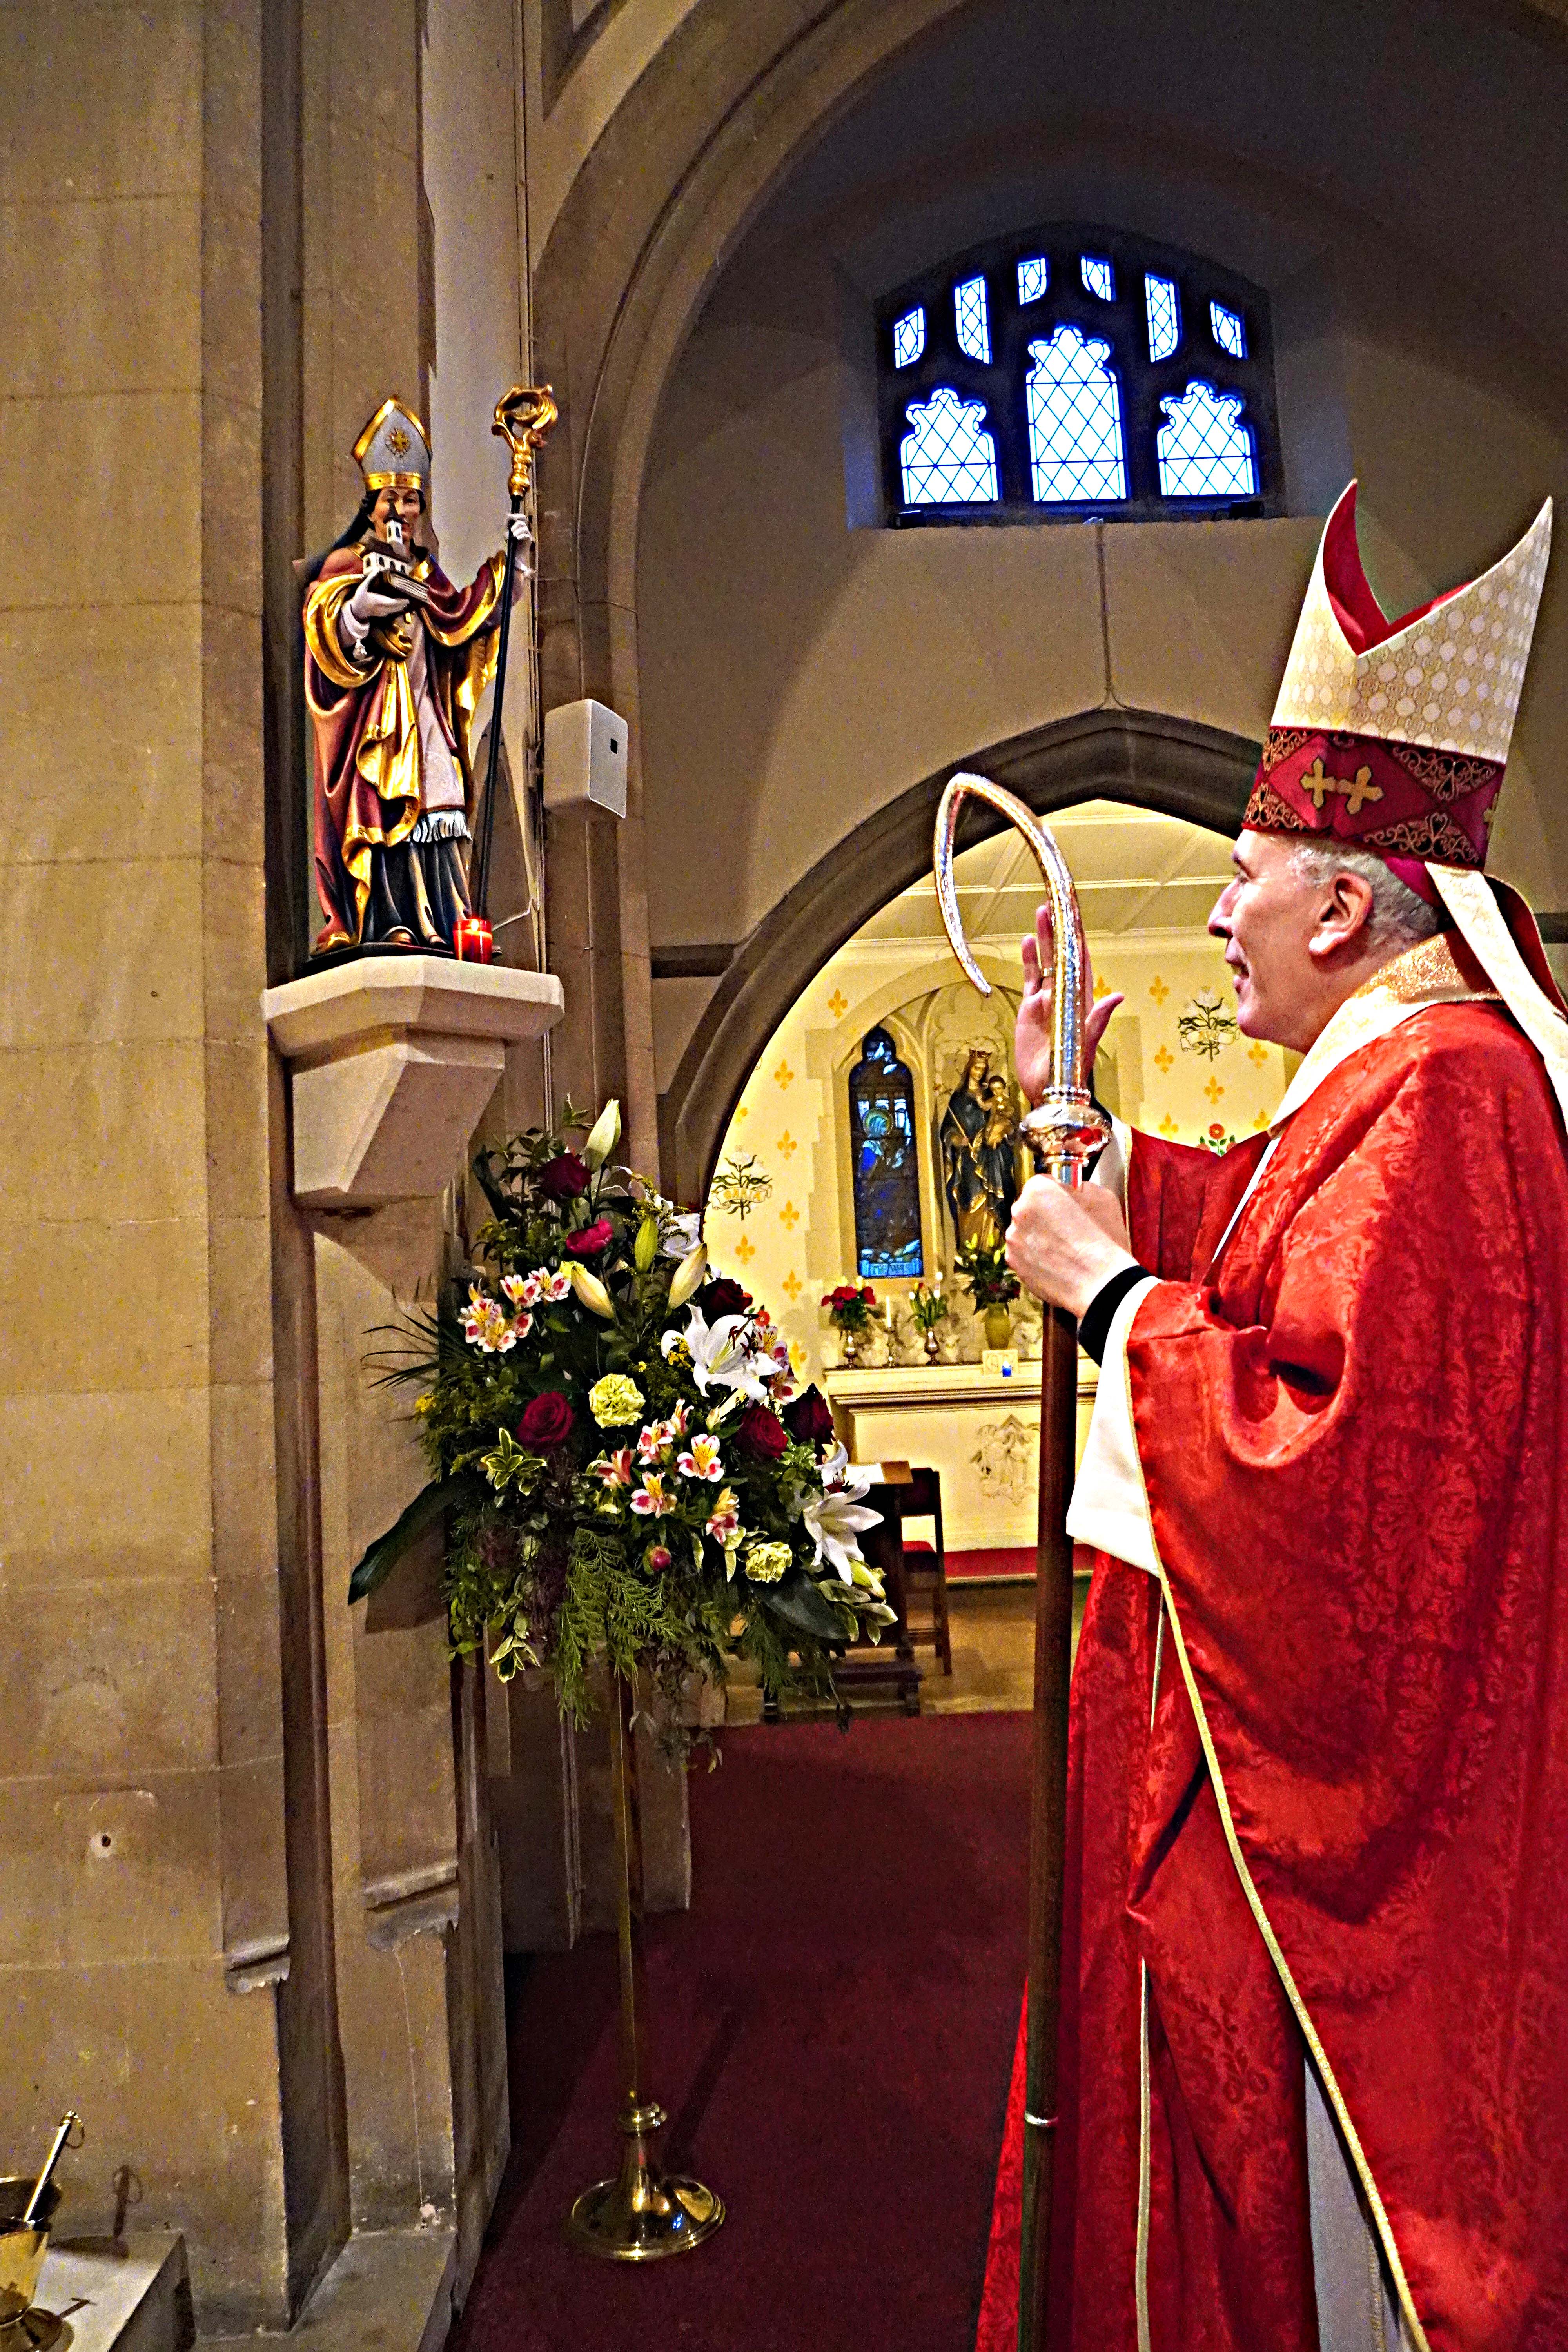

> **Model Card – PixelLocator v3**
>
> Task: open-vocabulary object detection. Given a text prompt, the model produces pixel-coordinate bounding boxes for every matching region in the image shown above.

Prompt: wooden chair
[883,1467,953,1676]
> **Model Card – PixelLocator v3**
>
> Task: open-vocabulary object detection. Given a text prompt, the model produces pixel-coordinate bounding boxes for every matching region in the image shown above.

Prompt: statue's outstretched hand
[1014,904,1123,1106]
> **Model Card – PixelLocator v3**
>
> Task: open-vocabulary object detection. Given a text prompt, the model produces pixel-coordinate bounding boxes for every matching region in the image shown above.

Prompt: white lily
[662,1303,777,1404]
[583,1099,621,1170]
[659,1209,703,1260]
[802,1444,882,1584]
[666,1242,708,1312]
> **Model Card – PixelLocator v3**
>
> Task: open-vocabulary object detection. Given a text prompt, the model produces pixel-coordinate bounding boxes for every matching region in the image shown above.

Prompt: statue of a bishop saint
[302,397,512,956]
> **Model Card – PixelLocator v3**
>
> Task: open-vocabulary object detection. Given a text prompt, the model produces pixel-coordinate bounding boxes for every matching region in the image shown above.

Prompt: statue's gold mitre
[352,396,432,494]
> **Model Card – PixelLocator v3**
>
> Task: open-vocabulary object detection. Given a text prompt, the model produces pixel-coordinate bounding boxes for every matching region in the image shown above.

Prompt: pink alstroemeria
[503,1270,544,1310]
[665,1399,691,1438]
[706,1487,740,1543]
[461,1287,518,1354]
[594,1448,635,1488]
[630,1473,675,1517]
[677,1434,724,1482]
[635,1422,670,1464]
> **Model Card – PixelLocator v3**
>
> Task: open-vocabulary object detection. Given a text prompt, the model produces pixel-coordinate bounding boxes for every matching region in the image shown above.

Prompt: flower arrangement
[909,1278,951,1362]
[955,1238,1020,1310]
[822,1282,877,1333]
[351,1101,893,1724]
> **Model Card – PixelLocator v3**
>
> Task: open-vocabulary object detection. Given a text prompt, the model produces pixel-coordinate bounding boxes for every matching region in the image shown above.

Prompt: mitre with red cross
[1246,480,1568,1120]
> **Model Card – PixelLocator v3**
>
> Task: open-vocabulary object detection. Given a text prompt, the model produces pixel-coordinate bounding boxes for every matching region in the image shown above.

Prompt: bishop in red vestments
[982,485,1568,2352]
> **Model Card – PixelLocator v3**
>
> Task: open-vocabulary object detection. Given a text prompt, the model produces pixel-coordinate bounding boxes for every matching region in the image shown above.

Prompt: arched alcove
[660,704,1259,1199]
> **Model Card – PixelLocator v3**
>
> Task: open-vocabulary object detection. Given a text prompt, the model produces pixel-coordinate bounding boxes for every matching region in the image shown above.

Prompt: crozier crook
[933,771,1108,2352]
[933,773,1110,1187]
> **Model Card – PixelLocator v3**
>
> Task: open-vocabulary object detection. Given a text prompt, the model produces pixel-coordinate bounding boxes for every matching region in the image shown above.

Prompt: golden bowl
[0,2180,61,2325]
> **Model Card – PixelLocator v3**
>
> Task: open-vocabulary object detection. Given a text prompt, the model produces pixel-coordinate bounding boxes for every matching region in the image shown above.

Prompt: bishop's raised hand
[1014,902,1123,1107]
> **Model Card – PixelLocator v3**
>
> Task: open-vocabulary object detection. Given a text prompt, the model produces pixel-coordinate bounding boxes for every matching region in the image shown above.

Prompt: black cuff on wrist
[1078,1264,1152,1365]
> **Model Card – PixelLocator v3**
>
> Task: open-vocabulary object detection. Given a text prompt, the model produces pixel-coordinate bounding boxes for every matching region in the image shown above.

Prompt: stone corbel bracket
[263,956,565,1209]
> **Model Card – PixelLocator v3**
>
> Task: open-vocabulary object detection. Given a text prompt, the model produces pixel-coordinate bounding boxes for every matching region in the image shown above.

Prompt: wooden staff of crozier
[933,776,1109,2352]
[472,384,558,915]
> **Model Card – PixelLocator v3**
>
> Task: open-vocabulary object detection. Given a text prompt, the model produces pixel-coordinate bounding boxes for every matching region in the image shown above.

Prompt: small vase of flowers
[822,1281,877,1368]
[957,1239,1021,1352]
[909,1278,950,1363]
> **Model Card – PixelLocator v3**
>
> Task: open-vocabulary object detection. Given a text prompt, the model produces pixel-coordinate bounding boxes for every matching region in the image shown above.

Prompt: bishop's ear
[1309,867,1378,960]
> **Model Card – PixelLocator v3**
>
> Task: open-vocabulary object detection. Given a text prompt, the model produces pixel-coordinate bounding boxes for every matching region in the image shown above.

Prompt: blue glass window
[849,1029,923,1279]
[1144,273,1180,361]
[1026,328,1127,503]
[900,388,1000,505]
[954,275,991,362]
[878,228,1276,522]
[1210,301,1246,358]
[1158,382,1258,497]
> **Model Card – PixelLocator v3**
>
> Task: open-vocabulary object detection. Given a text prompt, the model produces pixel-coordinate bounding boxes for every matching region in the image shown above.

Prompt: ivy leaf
[347,1470,485,1604]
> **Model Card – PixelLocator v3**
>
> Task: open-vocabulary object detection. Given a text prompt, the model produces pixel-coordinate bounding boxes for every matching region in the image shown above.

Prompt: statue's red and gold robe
[303,546,505,953]
[979,946,1568,2352]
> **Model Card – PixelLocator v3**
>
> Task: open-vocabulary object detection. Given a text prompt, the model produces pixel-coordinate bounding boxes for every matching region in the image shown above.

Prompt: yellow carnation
[588,1373,645,1428]
[742,1540,792,1585]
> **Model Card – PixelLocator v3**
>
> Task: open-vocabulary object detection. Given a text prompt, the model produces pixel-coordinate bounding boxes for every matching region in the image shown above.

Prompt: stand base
[564,2102,724,2262]
[0,2310,64,2352]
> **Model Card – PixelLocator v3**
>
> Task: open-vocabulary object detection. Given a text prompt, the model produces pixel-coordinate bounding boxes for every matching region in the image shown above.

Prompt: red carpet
[455,1711,1031,2352]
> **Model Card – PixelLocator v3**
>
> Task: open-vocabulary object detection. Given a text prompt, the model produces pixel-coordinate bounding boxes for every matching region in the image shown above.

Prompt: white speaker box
[542,698,629,818]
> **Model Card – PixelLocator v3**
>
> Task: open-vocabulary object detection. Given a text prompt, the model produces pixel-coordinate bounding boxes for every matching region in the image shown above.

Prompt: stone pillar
[0,0,294,2327]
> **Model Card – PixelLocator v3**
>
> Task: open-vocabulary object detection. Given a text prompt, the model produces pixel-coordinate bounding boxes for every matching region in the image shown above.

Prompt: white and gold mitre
[1269,482,1551,765]
[352,396,432,495]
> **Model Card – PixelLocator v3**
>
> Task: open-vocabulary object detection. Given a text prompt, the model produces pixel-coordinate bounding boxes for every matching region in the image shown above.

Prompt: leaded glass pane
[1080,255,1116,301]
[1210,300,1246,358]
[1025,328,1128,503]
[900,387,1000,505]
[954,274,991,362]
[849,1028,922,1279]
[1157,382,1258,498]
[1017,255,1049,305]
[1145,272,1180,361]
[892,307,925,368]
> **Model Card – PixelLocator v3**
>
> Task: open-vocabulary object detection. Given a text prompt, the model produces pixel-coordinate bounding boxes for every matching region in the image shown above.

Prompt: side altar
[824,1358,1099,1557]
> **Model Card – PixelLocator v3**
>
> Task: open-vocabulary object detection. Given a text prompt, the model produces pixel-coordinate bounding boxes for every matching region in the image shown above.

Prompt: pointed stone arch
[659,706,1261,1200]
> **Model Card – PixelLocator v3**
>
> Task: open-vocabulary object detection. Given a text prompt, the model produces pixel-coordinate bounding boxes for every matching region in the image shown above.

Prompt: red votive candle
[454,915,494,964]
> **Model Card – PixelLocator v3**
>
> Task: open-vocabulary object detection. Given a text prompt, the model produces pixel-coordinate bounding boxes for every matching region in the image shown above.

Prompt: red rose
[565,1218,615,1257]
[736,1404,789,1463]
[644,1544,673,1573]
[517,1392,575,1448]
[860,1285,876,1304]
[823,1284,861,1310]
[537,1152,590,1202]
[782,1385,834,1446]
[703,1277,752,1318]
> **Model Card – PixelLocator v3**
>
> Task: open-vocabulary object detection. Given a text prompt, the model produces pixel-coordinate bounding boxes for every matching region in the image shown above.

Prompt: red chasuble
[980,979,1568,2352]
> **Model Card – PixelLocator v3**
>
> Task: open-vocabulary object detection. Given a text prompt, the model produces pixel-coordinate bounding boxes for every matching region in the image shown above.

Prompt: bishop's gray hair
[1288,840,1447,954]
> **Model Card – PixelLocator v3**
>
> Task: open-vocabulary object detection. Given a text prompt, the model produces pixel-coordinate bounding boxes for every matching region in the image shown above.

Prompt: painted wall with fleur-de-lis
[701,893,1289,1387]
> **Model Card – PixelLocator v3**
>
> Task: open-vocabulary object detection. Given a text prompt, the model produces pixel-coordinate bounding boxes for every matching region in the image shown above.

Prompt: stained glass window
[849,1029,923,1279]
[877,228,1276,521]
[1145,273,1180,361]
[1210,301,1246,358]
[900,387,1000,505]
[954,275,991,362]
[1157,382,1258,497]
[1026,328,1127,503]
[893,307,925,368]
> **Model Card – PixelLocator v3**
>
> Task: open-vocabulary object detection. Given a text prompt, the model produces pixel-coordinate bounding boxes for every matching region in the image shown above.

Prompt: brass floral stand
[564,1673,724,2260]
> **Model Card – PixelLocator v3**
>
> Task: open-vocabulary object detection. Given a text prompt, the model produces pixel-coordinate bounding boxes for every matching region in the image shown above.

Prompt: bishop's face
[370,485,424,541]
[1208,829,1327,1051]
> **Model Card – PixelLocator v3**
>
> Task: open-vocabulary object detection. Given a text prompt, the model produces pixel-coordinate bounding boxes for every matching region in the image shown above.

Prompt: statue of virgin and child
[939,1047,1030,1253]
